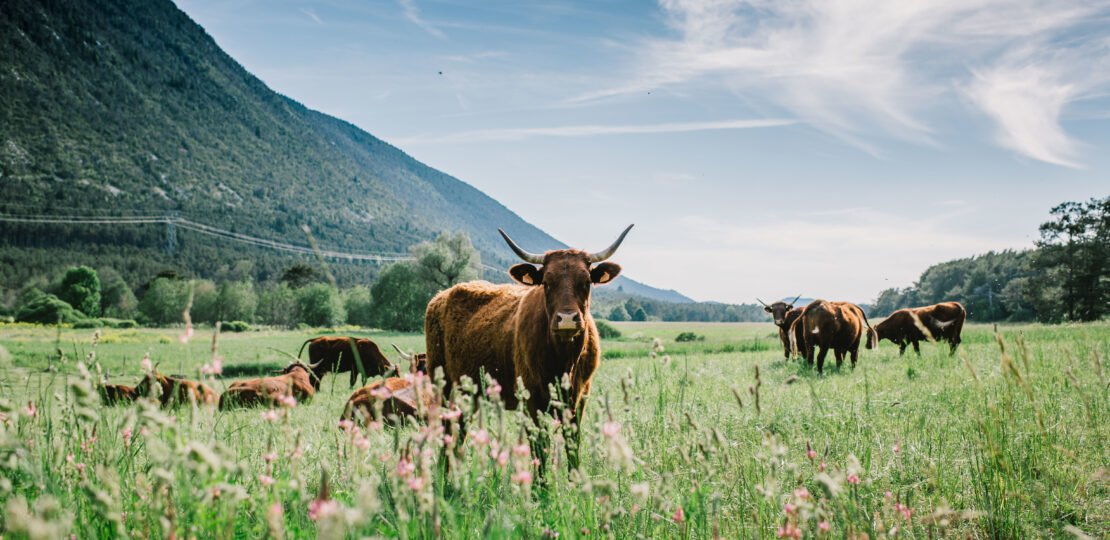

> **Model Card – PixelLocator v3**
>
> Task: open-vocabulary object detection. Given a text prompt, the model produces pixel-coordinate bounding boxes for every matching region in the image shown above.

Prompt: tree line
[871,197,1108,322]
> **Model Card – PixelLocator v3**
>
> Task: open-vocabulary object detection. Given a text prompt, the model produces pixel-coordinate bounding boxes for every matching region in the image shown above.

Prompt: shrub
[596,320,622,339]
[222,320,250,332]
[344,286,374,327]
[100,318,138,329]
[370,262,434,332]
[675,331,704,343]
[73,319,105,329]
[257,283,298,328]
[15,294,85,324]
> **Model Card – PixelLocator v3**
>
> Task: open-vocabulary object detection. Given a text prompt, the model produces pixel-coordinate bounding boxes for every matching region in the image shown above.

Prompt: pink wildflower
[511,469,533,485]
[140,354,153,373]
[407,477,425,491]
[512,443,530,457]
[396,458,415,478]
[784,503,797,514]
[121,427,133,447]
[818,461,826,472]
[672,506,685,524]
[263,452,278,463]
[486,383,502,397]
[819,521,831,532]
[893,442,901,454]
[259,474,275,486]
[261,409,281,422]
[793,487,809,500]
[24,402,36,418]
[354,436,371,451]
[497,450,509,467]
[278,395,297,408]
[307,499,338,521]
[440,409,462,421]
[337,419,354,432]
[807,449,817,460]
[472,428,490,446]
[602,421,621,438]
[847,474,860,485]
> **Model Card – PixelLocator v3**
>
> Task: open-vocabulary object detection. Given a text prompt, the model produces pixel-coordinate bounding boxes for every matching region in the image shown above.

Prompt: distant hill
[0,0,684,302]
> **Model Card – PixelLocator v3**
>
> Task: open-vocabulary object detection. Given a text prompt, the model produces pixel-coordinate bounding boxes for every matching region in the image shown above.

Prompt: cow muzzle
[552,311,583,337]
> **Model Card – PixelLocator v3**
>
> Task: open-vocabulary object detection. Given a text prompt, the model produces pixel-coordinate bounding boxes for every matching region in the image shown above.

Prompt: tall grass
[0,321,1106,538]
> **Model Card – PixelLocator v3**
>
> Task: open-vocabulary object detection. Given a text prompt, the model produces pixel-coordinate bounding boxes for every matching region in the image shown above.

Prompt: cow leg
[816,347,828,374]
[898,343,907,356]
[850,347,859,368]
[834,349,844,369]
[805,342,816,367]
[949,337,960,356]
[912,341,921,355]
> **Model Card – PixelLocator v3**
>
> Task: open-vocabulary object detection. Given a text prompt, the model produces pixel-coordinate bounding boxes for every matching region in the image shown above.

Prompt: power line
[0,212,414,263]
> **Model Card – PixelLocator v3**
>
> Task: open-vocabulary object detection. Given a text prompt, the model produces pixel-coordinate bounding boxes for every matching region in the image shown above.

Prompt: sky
[175,0,1110,304]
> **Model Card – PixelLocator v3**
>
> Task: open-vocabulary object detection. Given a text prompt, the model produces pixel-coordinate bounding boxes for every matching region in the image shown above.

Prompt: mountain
[0,0,687,302]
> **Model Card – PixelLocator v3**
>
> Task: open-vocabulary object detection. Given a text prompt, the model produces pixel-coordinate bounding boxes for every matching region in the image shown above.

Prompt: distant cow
[875,302,966,356]
[297,336,398,387]
[425,225,632,470]
[218,362,317,410]
[758,295,804,359]
[99,383,138,406]
[135,373,219,407]
[790,300,877,374]
[391,344,428,374]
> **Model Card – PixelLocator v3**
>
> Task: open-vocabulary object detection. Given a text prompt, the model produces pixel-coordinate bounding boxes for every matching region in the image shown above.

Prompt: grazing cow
[297,336,398,387]
[425,225,632,470]
[99,383,138,406]
[758,295,804,359]
[218,362,317,410]
[791,300,877,374]
[875,301,966,356]
[135,373,219,407]
[391,344,428,374]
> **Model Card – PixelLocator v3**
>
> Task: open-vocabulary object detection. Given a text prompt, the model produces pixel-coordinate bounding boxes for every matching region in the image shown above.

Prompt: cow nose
[554,311,581,332]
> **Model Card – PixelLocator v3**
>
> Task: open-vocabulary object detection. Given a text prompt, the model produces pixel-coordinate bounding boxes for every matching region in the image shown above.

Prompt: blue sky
[175,0,1109,303]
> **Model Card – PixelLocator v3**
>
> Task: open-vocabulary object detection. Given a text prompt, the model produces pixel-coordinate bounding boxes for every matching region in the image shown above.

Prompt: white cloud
[299,8,322,25]
[398,0,445,39]
[575,0,1110,166]
[390,117,796,145]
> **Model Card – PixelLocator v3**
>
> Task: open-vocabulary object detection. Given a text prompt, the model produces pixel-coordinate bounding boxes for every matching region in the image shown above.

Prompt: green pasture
[0,321,1106,538]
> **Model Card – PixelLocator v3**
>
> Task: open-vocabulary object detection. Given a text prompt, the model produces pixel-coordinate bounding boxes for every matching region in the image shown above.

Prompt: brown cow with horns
[758,295,804,359]
[790,299,877,374]
[874,301,965,356]
[425,224,632,471]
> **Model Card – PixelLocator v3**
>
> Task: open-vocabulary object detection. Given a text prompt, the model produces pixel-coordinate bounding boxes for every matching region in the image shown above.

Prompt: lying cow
[341,375,439,426]
[298,336,398,387]
[98,383,138,406]
[218,362,317,410]
[135,373,219,407]
[875,301,966,355]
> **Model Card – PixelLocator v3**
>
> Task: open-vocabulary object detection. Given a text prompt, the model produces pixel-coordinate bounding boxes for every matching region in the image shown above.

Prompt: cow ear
[590,262,621,284]
[509,264,543,286]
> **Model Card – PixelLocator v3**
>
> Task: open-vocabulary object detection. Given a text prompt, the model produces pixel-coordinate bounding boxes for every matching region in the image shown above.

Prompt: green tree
[370,262,435,332]
[98,268,138,319]
[138,278,191,326]
[295,283,346,327]
[16,294,85,324]
[190,280,220,324]
[58,266,101,317]
[608,304,630,322]
[1029,197,1109,322]
[631,306,648,322]
[281,264,319,289]
[217,281,257,323]
[257,283,298,328]
[344,286,374,327]
[411,232,481,290]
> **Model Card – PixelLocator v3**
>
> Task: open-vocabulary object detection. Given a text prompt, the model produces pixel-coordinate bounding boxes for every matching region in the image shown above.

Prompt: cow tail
[788,319,800,358]
[860,309,878,350]
[297,339,313,359]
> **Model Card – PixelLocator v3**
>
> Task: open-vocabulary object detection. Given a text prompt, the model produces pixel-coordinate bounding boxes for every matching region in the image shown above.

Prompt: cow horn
[756,298,769,308]
[588,224,634,263]
[789,294,802,306]
[498,228,545,264]
[391,343,413,361]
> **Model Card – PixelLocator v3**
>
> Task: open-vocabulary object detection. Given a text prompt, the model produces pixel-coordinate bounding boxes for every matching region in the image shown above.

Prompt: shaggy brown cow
[391,344,428,374]
[98,383,138,406]
[297,336,398,387]
[134,373,219,407]
[218,362,317,410]
[341,374,438,425]
[875,301,966,355]
[425,224,632,470]
[791,300,877,374]
[758,295,804,359]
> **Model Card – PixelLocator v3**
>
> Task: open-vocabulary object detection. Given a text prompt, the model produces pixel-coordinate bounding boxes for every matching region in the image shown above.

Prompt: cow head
[758,295,801,327]
[501,225,632,340]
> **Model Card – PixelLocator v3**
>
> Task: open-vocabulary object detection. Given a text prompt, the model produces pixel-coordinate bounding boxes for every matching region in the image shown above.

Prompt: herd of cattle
[94,225,967,466]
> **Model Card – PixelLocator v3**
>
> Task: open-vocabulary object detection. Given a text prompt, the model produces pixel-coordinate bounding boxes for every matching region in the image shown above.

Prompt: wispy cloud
[574,0,1110,167]
[299,7,322,25]
[398,0,445,39]
[391,118,795,145]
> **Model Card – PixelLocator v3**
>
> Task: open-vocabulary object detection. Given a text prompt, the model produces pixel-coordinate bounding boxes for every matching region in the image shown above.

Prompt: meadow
[0,320,1106,538]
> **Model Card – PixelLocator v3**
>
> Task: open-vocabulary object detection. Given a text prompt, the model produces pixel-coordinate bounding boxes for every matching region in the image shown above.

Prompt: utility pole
[164,213,178,255]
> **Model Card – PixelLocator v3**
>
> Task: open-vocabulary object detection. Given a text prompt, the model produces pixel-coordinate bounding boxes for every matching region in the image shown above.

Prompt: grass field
[0,320,1106,538]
